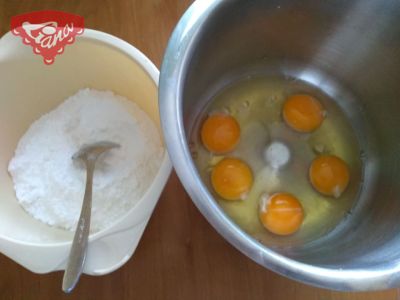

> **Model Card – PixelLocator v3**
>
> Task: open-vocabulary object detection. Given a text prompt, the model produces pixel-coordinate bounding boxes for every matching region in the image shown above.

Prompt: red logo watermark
[11,10,84,65]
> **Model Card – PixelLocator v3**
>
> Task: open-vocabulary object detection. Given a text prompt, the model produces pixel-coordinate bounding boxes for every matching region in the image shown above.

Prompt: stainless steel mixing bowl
[159,0,400,291]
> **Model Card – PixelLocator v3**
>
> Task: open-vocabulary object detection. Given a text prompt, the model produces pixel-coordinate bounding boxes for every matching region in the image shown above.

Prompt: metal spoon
[62,141,120,293]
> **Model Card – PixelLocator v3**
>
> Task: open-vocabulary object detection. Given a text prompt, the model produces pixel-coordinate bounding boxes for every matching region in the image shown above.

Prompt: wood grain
[0,0,399,299]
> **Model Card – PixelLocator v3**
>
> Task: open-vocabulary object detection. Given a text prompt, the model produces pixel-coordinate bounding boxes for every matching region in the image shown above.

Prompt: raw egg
[201,114,240,154]
[211,157,253,200]
[259,193,304,236]
[309,155,350,198]
[283,94,325,132]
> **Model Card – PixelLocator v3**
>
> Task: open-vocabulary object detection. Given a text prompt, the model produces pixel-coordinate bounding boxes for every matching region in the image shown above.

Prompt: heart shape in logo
[11,11,84,65]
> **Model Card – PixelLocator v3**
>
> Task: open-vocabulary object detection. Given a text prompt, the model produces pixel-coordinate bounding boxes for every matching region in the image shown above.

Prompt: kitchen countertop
[0,1,399,299]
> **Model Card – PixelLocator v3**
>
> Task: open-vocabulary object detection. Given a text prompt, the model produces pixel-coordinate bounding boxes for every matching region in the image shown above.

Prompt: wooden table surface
[0,1,399,299]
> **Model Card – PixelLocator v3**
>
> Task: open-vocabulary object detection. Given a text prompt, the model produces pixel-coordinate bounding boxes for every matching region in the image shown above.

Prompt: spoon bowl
[72,141,121,161]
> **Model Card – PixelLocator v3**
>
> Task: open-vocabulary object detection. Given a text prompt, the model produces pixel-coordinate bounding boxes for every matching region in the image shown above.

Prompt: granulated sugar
[8,88,163,232]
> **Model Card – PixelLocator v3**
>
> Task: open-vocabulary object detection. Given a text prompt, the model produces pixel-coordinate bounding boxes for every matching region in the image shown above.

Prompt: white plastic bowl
[0,29,171,275]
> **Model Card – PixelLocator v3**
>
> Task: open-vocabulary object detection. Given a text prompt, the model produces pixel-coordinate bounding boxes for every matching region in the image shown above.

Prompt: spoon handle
[62,160,95,293]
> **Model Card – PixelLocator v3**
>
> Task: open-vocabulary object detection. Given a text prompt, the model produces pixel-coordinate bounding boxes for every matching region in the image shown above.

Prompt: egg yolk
[201,114,240,154]
[309,155,350,198]
[211,158,253,201]
[259,193,304,236]
[283,94,325,133]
